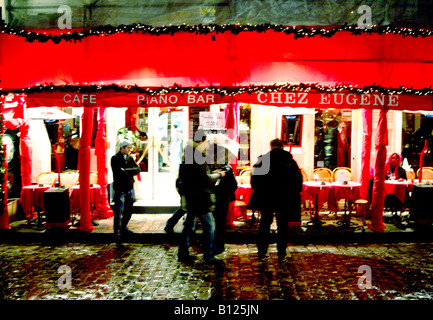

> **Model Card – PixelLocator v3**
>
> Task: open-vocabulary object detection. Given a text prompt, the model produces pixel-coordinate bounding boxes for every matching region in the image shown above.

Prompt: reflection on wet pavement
[1,242,433,300]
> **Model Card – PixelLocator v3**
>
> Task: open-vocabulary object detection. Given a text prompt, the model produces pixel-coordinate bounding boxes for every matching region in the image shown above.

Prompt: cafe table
[384,179,413,204]
[69,184,102,224]
[302,181,332,227]
[20,184,52,224]
[328,181,361,228]
[409,182,433,225]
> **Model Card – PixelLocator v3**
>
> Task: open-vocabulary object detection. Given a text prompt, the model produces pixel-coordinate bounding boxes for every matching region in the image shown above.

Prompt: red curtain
[4,119,32,187]
[2,94,32,187]
[94,107,113,219]
[0,97,9,230]
[225,103,239,169]
[337,120,348,167]
[360,109,372,201]
[369,109,388,232]
[77,107,95,232]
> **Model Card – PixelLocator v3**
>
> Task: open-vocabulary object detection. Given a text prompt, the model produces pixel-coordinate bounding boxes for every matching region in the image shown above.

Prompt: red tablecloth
[20,185,51,219]
[385,180,413,203]
[302,181,332,210]
[69,184,102,213]
[328,181,361,212]
[235,183,253,204]
[226,183,253,226]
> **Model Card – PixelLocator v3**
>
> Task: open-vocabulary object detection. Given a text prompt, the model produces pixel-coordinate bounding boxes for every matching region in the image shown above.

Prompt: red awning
[2,27,433,110]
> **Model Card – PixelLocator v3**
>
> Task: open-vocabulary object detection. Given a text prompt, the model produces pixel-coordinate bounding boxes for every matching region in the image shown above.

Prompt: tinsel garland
[2,82,433,96]
[1,23,433,44]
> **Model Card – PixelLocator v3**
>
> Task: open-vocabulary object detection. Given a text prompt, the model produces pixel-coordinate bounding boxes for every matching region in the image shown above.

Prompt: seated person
[384,153,407,215]
[385,153,407,180]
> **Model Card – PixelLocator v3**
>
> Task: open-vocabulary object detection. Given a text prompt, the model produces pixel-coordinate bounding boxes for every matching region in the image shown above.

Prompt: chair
[332,167,353,182]
[353,199,369,232]
[300,168,310,182]
[312,168,333,182]
[35,172,56,186]
[405,170,415,181]
[90,171,98,185]
[59,172,79,189]
[236,168,252,184]
[417,167,433,181]
[234,200,248,222]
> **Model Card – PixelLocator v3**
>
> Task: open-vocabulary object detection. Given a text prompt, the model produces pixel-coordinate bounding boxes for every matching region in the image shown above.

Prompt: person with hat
[111,139,141,247]
[177,129,227,265]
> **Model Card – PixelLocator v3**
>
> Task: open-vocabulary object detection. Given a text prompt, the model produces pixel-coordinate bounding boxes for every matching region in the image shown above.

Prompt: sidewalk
[2,209,433,245]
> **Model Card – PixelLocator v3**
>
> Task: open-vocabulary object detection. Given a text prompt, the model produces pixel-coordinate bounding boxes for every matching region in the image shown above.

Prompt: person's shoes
[278,256,288,264]
[215,246,225,255]
[116,243,127,250]
[258,253,270,262]
[123,228,134,234]
[178,254,197,263]
[203,257,224,266]
[164,225,174,234]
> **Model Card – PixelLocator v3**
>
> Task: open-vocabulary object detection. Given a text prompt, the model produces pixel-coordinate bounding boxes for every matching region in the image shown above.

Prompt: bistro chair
[59,172,79,189]
[300,168,310,182]
[332,167,353,182]
[405,170,415,182]
[416,167,433,182]
[234,200,248,223]
[353,199,369,232]
[300,168,313,215]
[35,172,57,187]
[236,168,252,184]
[312,168,333,182]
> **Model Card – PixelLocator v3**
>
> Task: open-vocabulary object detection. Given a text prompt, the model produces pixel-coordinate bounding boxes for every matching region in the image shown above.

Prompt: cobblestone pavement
[1,242,433,302]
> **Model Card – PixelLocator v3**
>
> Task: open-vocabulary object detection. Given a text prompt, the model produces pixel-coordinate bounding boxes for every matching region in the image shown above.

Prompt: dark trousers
[257,208,289,258]
[113,189,135,243]
[165,207,186,229]
[213,200,229,254]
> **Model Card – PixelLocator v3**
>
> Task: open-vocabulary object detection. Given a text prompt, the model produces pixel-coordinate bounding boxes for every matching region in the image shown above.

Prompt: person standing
[111,140,141,247]
[251,138,303,263]
[207,145,238,255]
[177,131,226,265]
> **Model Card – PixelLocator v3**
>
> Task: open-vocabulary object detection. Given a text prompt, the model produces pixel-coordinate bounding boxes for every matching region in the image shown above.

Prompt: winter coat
[249,148,303,212]
[111,152,141,192]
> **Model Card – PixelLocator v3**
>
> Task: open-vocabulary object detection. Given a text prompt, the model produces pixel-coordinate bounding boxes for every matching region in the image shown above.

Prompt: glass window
[281,115,302,147]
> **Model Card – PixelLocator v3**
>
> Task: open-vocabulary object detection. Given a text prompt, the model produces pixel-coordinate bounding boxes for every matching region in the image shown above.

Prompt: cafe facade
[1,24,433,232]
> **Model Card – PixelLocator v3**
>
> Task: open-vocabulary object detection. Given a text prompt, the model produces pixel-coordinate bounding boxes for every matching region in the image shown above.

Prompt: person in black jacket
[177,131,227,265]
[111,140,141,247]
[207,144,238,255]
[251,138,303,263]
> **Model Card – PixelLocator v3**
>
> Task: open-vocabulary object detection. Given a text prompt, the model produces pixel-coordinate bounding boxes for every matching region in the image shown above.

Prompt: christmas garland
[1,23,433,44]
[2,82,433,96]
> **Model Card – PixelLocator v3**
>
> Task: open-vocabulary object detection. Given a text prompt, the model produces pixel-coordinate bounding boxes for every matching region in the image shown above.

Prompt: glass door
[134,107,188,205]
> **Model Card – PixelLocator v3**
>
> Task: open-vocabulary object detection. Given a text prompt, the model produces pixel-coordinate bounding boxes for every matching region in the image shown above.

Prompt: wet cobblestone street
[1,242,433,302]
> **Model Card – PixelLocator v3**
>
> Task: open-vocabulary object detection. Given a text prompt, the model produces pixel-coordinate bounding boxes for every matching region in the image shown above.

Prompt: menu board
[188,106,209,139]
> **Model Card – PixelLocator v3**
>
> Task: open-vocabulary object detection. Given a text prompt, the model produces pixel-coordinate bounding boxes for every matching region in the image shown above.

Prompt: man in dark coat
[111,140,141,247]
[177,131,226,265]
[251,138,303,262]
